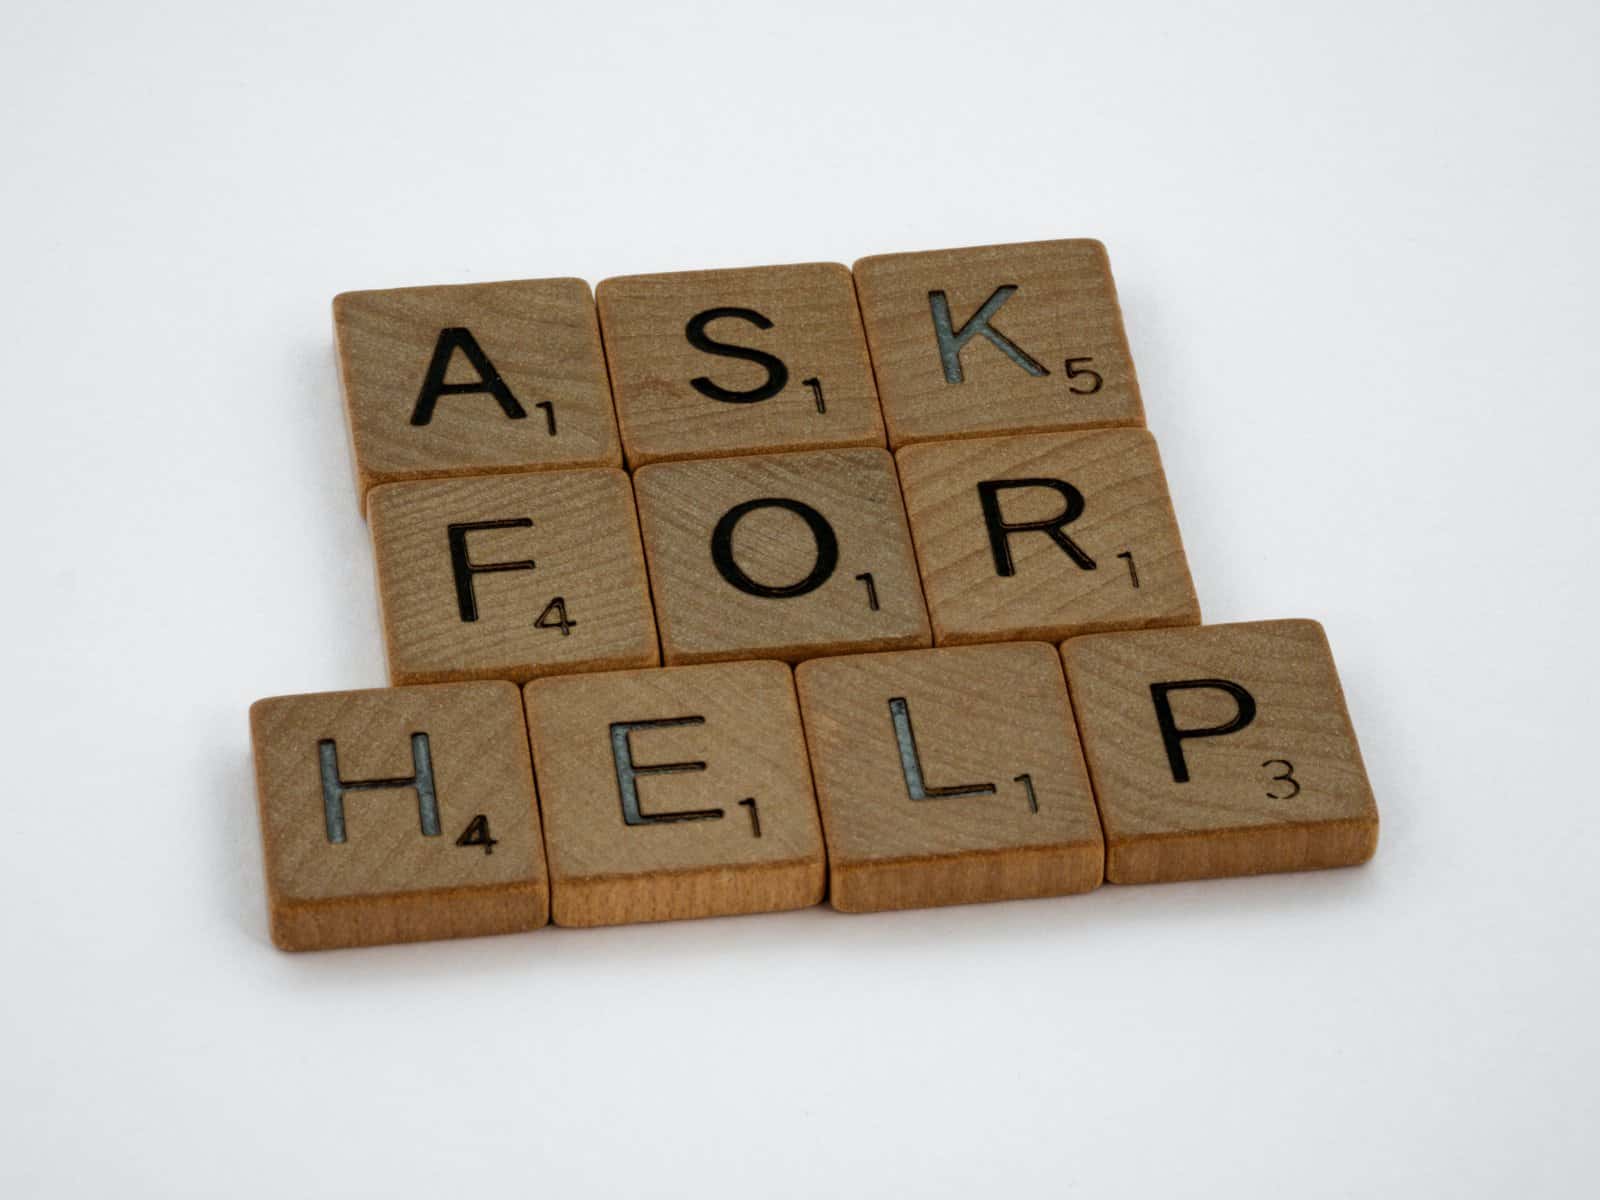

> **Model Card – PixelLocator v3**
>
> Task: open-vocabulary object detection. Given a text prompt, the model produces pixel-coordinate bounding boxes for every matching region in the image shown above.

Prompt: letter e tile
[523,661,825,926]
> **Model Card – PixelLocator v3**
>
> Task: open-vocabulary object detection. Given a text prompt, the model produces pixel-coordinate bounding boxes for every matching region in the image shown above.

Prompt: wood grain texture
[249,682,548,951]
[596,262,885,466]
[523,660,824,927]
[794,643,1102,912]
[334,278,620,509]
[1061,619,1379,884]
[897,429,1200,645]
[852,239,1145,448]
[632,447,931,665]
[369,469,658,686]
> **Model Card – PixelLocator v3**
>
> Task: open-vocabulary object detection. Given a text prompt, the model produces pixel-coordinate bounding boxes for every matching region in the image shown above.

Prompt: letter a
[411,327,528,425]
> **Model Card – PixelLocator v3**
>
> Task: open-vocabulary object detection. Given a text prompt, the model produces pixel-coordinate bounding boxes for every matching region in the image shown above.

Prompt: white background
[2,1,1596,1195]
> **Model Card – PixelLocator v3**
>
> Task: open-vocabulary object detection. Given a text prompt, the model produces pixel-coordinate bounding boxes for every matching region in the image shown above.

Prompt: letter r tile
[897,429,1200,645]
[523,661,825,927]
[334,278,621,510]
[1061,620,1380,884]
[369,469,658,685]
[853,239,1145,448]
[795,643,1103,912]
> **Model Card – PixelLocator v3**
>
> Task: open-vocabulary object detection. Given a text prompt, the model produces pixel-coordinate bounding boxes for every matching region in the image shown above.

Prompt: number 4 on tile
[456,813,498,855]
[535,597,577,636]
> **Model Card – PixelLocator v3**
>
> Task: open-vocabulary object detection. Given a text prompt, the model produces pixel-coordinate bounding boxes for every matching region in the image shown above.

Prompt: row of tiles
[337,238,1144,507]
[367,430,1198,685]
[251,620,1379,951]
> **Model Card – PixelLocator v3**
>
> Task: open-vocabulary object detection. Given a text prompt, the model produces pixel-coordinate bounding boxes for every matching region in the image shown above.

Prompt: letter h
[318,733,441,844]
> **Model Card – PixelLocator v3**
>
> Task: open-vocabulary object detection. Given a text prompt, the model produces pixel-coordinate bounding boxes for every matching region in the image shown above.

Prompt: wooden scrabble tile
[897,428,1200,645]
[632,447,931,665]
[596,262,886,466]
[1061,619,1379,884]
[853,239,1144,448]
[369,469,658,685]
[794,643,1103,912]
[523,660,825,927]
[334,278,620,508]
[249,681,547,951]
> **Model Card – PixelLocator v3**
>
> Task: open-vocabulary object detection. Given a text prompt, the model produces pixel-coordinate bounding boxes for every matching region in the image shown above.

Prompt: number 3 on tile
[1263,759,1300,800]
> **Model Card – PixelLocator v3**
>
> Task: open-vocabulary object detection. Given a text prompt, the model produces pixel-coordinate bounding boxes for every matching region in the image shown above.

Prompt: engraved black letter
[448,519,536,622]
[888,697,996,801]
[685,307,789,404]
[710,497,839,598]
[411,328,528,425]
[1149,679,1258,783]
[977,479,1096,576]
[318,733,440,844]
[929,286,1048,383]
[609,717,725,826]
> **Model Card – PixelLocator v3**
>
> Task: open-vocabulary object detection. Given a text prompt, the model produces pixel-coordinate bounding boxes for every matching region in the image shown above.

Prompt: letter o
[710,497,839,599]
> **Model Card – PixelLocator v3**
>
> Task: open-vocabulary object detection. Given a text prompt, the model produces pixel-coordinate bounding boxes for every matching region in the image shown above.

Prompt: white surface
[2,2,1596,1195]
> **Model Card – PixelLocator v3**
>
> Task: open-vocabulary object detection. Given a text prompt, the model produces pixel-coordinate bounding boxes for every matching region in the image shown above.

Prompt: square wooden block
[853,239,1144,448]
[596,262,885,466]
[369,469,658,685]
[897,429,1200,645]
[632,448,931,664]
[1062,619,1379,884]
[334,278,620,508]
[250,681,548,951]
[795,643,1103,912]
[523,660,825,927]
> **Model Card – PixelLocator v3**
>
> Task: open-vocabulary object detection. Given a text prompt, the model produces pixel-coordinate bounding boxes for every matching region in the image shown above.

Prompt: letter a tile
[1061,620,1380,884]
[897,429,1200,645]
[250,681,548,951]
[334,278,621,509]
[369,469,658,685]
[853,239,1145,447]
[596,262,885,466]
[795,643,1103,912]
[632,448,931,664]
[523,661,825,926]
